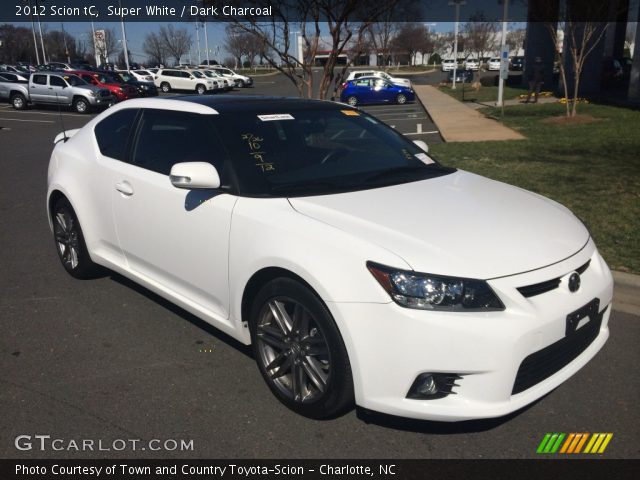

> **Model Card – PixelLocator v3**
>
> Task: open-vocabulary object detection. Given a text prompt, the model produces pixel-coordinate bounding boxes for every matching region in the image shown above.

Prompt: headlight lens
[367,262,504,311]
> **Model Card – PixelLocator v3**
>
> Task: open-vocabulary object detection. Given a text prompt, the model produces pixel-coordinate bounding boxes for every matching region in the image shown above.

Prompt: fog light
[417,374,437,396]
[406,373,462,400]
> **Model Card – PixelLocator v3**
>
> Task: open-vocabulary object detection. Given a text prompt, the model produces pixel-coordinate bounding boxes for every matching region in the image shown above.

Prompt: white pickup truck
[6,72,112,113]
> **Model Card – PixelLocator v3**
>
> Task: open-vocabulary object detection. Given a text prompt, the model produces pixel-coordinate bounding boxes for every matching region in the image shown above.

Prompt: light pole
[203,21,210,64]
[496,0,510,109]
[28,0,40,65]
[448,0,465,90]
[119,0,130,70]
[195,22,201,65]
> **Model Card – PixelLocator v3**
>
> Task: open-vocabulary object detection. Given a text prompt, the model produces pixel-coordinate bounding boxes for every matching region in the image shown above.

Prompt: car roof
[105,95,350,116]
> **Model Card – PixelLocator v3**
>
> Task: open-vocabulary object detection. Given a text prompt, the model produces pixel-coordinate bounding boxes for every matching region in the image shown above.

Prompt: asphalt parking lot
[0,76,638,460]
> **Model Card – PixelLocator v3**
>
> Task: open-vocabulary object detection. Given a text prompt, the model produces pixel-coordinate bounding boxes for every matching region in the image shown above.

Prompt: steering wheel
[320,148,349,164]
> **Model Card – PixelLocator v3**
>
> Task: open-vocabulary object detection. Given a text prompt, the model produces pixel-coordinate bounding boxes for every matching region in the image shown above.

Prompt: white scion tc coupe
[47,96,613,420]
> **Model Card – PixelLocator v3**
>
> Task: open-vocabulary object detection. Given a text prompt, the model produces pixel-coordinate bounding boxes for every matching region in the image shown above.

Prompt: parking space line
[404,131,439,136]
[0,117,54,123]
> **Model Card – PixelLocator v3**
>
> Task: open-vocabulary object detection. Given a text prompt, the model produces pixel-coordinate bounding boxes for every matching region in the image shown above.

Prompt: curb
[612,270,640,288]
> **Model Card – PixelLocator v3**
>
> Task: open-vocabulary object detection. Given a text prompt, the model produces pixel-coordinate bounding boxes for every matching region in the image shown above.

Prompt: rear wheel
[74,98,89,113]
[51,198,100,279]
[396,93,407,104]
[249,278,354,419]
[196,84,206,95]
[160,82,171,93]
[346,96,358,106]
[11,93,27,110]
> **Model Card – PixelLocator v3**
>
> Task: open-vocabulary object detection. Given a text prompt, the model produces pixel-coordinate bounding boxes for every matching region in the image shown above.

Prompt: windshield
[97,73,119,84]
[116,72,133,82]
[64,75,87,86]
[379,72,391,80]
[211,107,453,197]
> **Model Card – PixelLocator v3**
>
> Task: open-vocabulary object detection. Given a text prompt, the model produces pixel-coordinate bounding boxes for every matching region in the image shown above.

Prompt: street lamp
[496,0,510,109]
[448,0,465,90]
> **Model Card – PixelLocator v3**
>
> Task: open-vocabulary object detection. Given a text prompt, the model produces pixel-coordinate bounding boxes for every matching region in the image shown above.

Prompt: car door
[372,78,394,103]
[48,75,71,104]
[29,74,49,102]
[111,108,236,323]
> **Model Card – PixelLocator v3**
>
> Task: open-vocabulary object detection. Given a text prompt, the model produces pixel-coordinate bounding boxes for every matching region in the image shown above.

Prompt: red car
[69,70,138,102]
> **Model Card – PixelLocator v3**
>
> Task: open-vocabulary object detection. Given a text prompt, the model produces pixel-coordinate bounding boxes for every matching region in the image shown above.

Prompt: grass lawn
[438,84,532,103]
[429,103,640,274]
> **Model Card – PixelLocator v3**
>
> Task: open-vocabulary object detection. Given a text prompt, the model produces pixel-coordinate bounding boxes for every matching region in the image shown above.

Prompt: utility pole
[35,0,47,64]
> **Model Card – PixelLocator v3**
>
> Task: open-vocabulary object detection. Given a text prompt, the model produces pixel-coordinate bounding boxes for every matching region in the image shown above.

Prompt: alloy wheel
[255,298,331,404]
[53,209,80,270]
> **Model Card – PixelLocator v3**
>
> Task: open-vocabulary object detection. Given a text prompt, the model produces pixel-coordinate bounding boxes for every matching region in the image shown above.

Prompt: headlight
[367,262,504,311]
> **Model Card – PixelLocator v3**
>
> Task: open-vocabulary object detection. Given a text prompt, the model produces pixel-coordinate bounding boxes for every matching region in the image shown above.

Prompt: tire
[249,278,354,419]
[396,93,407,105]
[73,98,89,114]
[346,96,358,106]
[196,84,206,95]
[11,93,27,110]
[51,197,100,279]
[160,82,171,93]
[237,79,245,88]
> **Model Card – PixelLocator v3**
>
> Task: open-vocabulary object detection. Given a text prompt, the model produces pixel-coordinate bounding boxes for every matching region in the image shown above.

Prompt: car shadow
[108,272,254,359]
[354,393,549,434]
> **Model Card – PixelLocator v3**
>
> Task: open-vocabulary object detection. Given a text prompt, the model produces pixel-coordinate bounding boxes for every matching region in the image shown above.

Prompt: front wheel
[249,278,354,419]
[11,93,27,110]
[396,93,407,104]
[346,96,358,106]
[237,79,245,88]
[160,82,171,93]
[196,84,206,95]
[74,98,89,113]
[52,197,100,279]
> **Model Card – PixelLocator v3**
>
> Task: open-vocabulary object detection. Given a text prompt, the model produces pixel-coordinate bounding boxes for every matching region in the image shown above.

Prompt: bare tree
[462,13,499,67]
[158,24,192,66]
[222,0,402,99]
[506,27,526,55]
[224,24,248,68]
[390,23,433,66]
[143,31,167,66]
[0,24,37,63]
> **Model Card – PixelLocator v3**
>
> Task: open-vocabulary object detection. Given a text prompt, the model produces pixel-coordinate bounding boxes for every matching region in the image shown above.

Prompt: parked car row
[440,57,517,72]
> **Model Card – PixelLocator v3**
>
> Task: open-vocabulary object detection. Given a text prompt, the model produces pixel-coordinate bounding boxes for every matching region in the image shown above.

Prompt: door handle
[115,181,134,196]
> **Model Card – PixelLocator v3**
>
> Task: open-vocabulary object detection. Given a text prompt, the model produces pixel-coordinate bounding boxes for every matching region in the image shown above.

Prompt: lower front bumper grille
[512,304,606,395]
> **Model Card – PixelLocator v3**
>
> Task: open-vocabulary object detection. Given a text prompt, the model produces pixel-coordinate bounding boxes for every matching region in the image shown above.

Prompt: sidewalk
[413,84,525,142]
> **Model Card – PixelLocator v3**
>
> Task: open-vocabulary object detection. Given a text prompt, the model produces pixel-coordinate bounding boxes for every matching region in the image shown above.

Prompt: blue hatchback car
[340,77,415,106]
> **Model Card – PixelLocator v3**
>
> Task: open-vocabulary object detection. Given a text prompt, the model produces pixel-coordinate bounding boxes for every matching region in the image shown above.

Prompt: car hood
[390,77,411,87]
[288,170,589,279]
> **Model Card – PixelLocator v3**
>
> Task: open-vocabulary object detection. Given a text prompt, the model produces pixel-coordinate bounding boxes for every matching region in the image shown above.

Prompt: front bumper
[328,240,613,421]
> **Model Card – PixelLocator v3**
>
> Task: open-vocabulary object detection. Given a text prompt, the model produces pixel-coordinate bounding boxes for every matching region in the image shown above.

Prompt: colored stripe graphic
[537,433,613,454]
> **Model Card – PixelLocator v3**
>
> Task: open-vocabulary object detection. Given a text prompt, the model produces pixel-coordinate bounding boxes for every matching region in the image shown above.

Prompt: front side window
[131,110,224,176]
[33,74,47,85]
[49,76,66,87]
[94,109,138,161]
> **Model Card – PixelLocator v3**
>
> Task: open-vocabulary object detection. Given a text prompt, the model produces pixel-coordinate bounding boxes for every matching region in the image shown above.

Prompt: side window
[181,71,191,78]
[50,76,65,87]
[33,74,47,85]
[132,110,223,176]
[355,79,370,87]
[94,109,138,161]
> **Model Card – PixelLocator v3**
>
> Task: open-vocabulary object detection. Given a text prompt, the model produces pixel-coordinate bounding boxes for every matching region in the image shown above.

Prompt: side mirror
[413,140,429,153]
[170,162,220,189]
